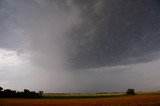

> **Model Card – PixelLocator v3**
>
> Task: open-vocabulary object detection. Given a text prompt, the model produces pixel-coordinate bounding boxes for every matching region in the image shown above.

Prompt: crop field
[43,92,124,99]
[0,93,160,106]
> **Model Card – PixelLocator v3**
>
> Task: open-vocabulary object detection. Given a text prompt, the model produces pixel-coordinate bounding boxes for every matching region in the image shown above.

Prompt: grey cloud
[19,0,160,71]
[3,0,160,71]
[67,0,160,70]
[0,0,81,70]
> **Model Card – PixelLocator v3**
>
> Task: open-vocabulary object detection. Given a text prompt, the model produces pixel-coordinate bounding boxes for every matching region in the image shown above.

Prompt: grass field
[42,92,124,99]
[0,93,160,106]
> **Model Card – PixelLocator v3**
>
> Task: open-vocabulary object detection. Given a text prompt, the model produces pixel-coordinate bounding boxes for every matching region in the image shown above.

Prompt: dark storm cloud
[1,0,160,93]
[2,0,160,71]
[68,0,160,70]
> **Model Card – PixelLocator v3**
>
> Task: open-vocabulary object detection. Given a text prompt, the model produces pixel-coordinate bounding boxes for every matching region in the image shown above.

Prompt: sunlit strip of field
[43,92,125,99]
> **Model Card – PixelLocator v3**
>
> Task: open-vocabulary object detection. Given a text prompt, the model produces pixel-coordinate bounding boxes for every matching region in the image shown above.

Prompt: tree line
[0,87,43,98]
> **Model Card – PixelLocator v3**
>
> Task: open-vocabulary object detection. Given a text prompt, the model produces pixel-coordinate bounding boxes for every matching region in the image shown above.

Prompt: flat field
[0,93,160,106]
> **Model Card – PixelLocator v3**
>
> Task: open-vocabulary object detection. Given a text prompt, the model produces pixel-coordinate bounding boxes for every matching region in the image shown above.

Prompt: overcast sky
[0,0,160,93]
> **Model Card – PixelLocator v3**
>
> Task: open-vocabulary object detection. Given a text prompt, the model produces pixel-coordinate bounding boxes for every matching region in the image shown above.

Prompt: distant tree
[23,89,31,97]
[0,87,3,91]
[39,91,43,97]
[24,89,30,93]
[4,89,12,93]
[11,90,16,97]
[0,87,3,97]
[126,89,136,95]
[3,89,12,97]
[16,91,23,97]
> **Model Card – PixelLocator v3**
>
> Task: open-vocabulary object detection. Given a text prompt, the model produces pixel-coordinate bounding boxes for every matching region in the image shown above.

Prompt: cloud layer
[0,0,160,92]
[67,0,160,70]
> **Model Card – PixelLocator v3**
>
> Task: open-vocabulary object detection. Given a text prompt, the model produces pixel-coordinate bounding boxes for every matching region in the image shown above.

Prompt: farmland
[0,93,160,106]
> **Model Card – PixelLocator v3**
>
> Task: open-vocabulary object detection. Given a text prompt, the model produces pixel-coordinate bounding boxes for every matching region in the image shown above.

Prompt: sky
[0,0,160,93]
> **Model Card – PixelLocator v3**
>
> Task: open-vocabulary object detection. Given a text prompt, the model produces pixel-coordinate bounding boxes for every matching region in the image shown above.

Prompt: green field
[42,92,127,99]
[42,92,160,99]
